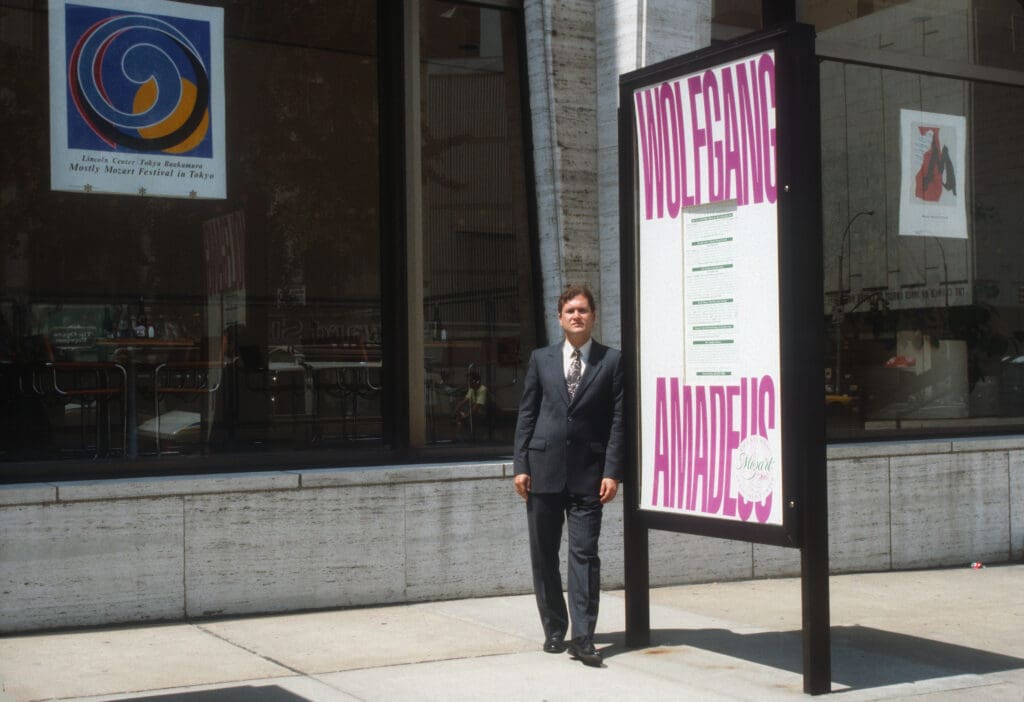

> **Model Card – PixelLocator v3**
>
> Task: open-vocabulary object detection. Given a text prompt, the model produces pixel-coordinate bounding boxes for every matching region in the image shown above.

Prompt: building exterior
[1,0,1022,632]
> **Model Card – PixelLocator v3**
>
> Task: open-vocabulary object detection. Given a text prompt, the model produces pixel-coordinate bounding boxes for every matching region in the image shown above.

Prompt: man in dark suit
[513,284,625,667]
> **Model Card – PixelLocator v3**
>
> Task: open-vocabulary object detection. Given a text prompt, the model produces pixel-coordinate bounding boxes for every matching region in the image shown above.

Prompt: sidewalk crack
[193,623,306,677]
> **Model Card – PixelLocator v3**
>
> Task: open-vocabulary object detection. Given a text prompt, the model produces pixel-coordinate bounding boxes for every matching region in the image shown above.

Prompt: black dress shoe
[543,636,567,653]
[567,637,602,667]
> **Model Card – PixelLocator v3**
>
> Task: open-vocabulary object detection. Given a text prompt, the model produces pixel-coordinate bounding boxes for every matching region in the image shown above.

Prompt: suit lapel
[545,343,571,405]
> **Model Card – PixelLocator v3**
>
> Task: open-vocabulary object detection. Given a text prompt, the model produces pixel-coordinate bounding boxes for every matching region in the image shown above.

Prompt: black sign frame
[619,22,824,548]
[618,23,830,694]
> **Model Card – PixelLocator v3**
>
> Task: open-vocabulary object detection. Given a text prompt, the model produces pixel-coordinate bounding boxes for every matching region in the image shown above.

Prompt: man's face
[559,294,595,343]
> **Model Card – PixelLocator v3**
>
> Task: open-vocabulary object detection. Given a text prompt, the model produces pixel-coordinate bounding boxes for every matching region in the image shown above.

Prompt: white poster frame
[48,0,226,199]
[898,109,968,239]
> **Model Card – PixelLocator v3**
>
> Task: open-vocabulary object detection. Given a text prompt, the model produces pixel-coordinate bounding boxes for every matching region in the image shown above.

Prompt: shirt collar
[563,337,593,361]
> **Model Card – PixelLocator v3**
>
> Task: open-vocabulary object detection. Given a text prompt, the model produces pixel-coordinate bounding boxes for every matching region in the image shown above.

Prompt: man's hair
[558,284,596,314]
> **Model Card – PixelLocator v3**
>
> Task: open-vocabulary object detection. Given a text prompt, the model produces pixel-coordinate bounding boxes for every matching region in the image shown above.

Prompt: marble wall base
[2,438,1023,632]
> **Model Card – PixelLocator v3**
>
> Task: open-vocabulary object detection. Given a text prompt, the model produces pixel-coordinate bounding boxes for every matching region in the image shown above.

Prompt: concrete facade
[3,436,1023,633]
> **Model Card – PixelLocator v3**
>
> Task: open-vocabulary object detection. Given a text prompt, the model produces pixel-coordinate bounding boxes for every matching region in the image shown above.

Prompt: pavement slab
[0,623,290,702]
[198,602,536,675]
[0,565,1021,702]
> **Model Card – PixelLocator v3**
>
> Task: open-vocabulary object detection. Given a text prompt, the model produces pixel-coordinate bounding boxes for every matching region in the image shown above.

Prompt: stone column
[524,0,600,341]
[595,0,711,346]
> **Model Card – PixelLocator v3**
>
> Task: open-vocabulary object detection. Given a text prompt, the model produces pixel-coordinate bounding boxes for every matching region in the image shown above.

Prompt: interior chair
[296,338,381,442]
[24,334,127,456]
[235,343,310,443]
[152,335,228,453]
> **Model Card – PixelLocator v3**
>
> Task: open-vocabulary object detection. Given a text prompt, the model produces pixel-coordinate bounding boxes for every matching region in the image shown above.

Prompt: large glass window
[1,0,539,477]
[805,0,1023,72]
[712,0,763,41]
[810,1,1024,438]
[419,1,537,447]
[2,1,383,468]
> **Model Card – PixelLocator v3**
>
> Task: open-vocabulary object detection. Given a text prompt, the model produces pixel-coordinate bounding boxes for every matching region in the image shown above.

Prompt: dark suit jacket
[513,340,625,495]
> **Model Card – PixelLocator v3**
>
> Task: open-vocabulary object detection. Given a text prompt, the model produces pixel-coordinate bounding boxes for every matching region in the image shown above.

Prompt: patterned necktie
[566,348,581,401]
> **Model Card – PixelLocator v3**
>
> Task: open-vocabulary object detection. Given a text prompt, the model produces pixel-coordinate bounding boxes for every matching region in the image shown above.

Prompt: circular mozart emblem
[733,435,775,503]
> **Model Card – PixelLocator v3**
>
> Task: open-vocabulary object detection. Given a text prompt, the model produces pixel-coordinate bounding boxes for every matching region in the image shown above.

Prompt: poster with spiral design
[49,0,225,199]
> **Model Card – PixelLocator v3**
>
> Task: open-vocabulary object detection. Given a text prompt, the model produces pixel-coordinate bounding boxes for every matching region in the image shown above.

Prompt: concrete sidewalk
[1,565,1022,701]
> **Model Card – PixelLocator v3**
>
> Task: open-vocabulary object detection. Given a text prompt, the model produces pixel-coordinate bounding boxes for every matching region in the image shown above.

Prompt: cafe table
[96,337,197,459]
[267,353,382,440]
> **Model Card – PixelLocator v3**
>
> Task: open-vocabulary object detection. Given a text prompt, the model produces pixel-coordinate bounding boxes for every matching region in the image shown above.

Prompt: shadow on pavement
[119,685,307,702]
[594,626,1024,691]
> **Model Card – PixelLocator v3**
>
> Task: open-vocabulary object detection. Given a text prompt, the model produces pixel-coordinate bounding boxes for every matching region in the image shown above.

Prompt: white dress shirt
[562,338,593,380]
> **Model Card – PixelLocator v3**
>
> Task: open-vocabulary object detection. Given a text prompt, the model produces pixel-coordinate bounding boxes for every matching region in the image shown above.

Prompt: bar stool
[26,335,127,456]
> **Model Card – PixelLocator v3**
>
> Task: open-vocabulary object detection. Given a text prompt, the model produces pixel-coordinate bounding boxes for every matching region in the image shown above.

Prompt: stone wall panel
[184,487,405,618]
[0,499,184,632]
[404,479,531,600]
[891,452,1010,569]
[828,457,891,572]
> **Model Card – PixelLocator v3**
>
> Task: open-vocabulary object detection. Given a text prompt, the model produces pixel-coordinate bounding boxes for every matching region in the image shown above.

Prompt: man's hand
[599,478,619,504]
[514,473,531,500]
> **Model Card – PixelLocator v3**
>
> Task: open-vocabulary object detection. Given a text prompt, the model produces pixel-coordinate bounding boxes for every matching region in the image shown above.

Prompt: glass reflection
[1,0,382,461]
[419,1,537,446]
[821,60,1024,437]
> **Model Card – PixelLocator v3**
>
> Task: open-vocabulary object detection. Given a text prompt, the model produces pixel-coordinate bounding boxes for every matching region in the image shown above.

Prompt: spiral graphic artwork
[65,8,212,156]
